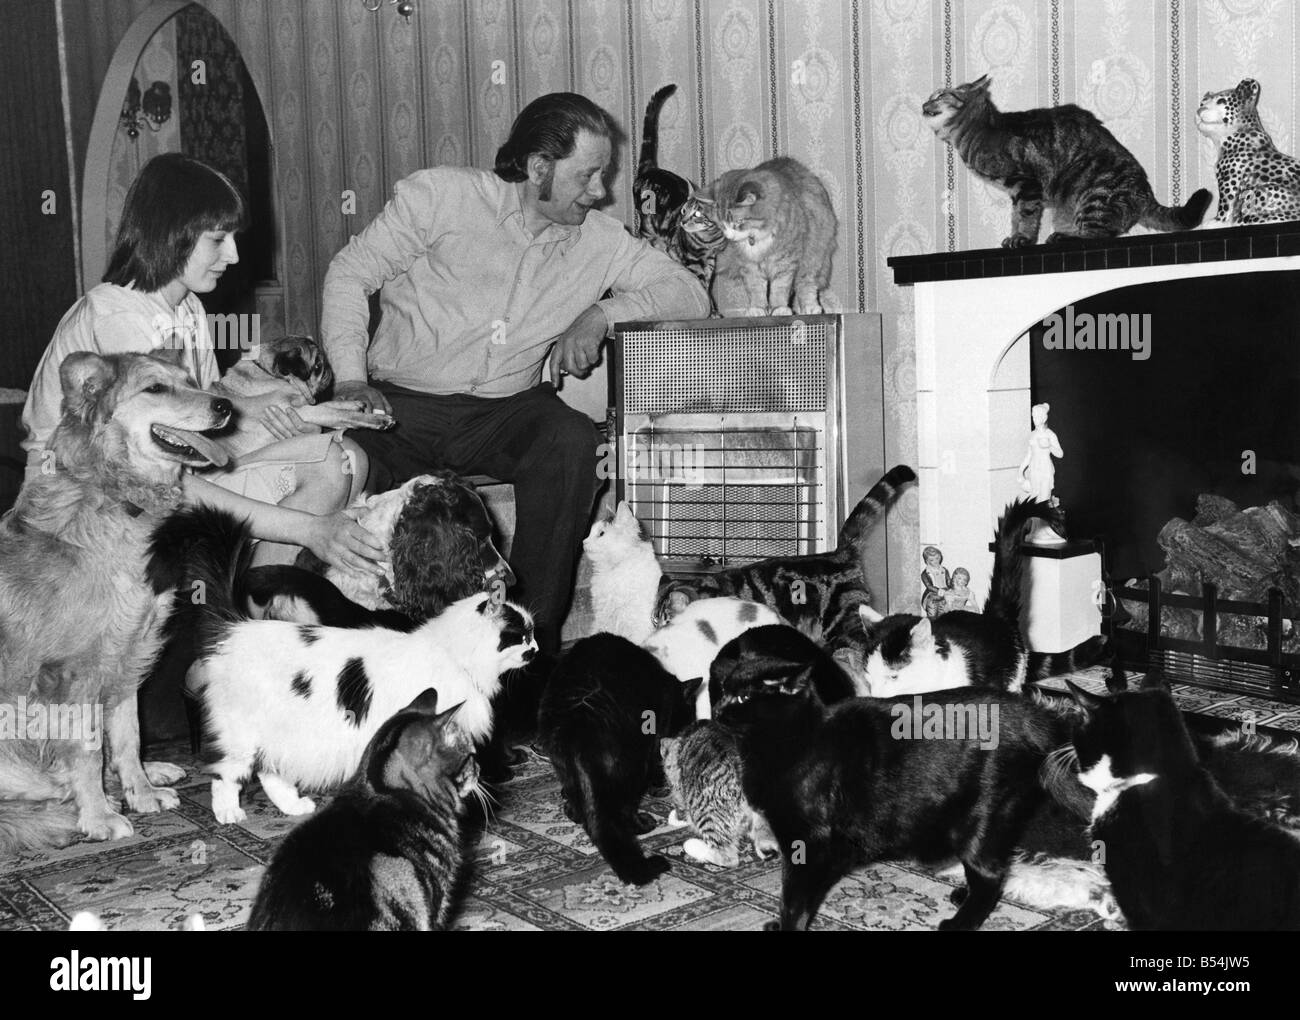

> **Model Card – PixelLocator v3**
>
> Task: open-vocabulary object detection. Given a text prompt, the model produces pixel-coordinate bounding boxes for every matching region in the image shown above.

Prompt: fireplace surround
[888,221,1300,604]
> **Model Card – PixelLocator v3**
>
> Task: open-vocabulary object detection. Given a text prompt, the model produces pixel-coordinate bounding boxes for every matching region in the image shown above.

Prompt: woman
[21,153,385,573]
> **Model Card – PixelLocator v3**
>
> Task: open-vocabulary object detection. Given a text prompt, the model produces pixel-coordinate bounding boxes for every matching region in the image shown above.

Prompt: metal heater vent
[617,319,831,414]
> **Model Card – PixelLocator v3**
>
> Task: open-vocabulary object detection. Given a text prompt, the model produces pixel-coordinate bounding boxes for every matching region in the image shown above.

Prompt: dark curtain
[0,1,77,510]
[176,3,274,362]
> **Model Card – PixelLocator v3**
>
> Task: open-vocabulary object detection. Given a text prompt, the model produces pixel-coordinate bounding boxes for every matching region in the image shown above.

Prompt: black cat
[706,624,857,716]
[538,634,702,886]
[1069,683,1300,930]
[714,633,1066,930]
[246,689,477,931]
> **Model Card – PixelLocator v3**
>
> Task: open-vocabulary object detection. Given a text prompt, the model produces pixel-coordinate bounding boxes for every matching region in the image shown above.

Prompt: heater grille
[617,320,831,414]
[612,315,853,569]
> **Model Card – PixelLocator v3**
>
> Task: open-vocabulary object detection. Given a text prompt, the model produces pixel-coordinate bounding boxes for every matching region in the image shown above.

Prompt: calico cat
[704,156,837,316]
[660,720,777,867]
[641,596,789,717]
[537,634,702,885]
[924,74,1211,246]
[247,689,479,931]
[1068,683,1300,930]
[655,464,916,651]
[714,645,1067,931]
[854,498,1053,697]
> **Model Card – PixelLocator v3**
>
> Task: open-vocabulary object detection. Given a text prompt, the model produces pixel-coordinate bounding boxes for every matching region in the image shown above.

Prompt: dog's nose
[212,396,233,420]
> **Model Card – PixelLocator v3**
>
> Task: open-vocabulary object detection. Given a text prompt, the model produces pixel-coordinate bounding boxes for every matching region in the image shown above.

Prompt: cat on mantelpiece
[923,73,1211,246]
[704,156,837,316]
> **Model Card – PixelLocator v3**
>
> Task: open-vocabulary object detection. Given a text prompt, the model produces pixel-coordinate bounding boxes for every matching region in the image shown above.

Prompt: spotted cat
[1196,78,1300,226]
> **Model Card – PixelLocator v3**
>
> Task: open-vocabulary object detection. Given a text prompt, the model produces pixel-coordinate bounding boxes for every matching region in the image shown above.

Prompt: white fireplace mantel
[890,227,1300,603]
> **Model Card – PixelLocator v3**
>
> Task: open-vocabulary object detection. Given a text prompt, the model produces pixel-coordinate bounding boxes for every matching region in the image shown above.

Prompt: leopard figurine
[1196,78,1300,226]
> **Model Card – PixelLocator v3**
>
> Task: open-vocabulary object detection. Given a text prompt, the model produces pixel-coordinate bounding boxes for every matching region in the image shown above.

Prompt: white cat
[197,592,536,824]
[642,597,789,718]
[582,500,664,643]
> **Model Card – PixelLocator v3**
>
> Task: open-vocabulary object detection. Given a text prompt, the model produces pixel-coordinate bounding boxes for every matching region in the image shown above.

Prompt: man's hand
[304,508,387,575]
[334,380,394,416]
[548,304,608,387]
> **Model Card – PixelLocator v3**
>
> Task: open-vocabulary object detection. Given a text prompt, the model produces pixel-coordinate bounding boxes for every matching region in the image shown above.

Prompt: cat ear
[679,676,704,707]
[858,604,884,626]
[908,617,934,650]
[1239,78,1261,102]
[971,73,991,91]
[406,688,440,714]
[1065,679,1105,712]
[433,700,465,726]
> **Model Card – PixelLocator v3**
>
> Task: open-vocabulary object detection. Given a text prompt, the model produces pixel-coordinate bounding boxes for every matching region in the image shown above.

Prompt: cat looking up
[923,74,1211,246]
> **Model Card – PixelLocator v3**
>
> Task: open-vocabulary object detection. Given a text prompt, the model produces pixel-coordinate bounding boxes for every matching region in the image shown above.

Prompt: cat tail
[148,505,254,642]
[638,84,676,174]
[1026,634,1110,682]
[1140,187,1212,232]
[836,465,918,558]
[983,498,1060,626]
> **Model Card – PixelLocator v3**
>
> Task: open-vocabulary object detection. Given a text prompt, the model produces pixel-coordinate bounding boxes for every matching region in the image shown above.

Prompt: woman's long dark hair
[103,153,247,292]
[494,92,617,183]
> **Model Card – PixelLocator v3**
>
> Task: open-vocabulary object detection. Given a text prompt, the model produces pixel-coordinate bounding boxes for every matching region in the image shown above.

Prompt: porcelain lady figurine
[1020,402,1066,543]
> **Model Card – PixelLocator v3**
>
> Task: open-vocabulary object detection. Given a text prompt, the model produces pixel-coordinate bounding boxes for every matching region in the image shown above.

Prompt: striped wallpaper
[66,0,1300,608]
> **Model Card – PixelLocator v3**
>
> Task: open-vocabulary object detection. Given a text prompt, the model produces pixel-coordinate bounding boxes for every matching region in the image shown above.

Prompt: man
[321,93,709,657]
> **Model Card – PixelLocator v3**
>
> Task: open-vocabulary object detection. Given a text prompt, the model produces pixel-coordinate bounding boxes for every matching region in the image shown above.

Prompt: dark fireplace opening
[1028,270,1300,585]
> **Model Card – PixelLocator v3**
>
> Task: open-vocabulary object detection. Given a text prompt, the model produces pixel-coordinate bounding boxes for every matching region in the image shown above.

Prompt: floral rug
[4,665,1282,932]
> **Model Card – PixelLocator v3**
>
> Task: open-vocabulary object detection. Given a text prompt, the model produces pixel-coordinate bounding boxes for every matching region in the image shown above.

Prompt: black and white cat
[191,537,535,824]
[714,629,1067,930]
[1068,682,1300,930]
[853,498,1057,696]
[247,689,479,931]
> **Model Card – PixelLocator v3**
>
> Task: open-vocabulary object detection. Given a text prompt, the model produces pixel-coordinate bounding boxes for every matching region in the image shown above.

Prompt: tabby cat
[1068,683,1300,930]
[923,74,1211,246]
[704,156,837,316]
[631,84,727,294]
[654,464,915,653]
[660,720,777,867]
[715,644,1067,931]
[538,634,703,885]
[247,689,478,931]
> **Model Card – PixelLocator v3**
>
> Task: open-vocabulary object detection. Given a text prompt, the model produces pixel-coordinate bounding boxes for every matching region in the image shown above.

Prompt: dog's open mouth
[151,425,230,468]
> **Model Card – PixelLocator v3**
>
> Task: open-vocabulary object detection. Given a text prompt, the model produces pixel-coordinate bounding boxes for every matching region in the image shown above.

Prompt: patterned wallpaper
[72,0,1300,608]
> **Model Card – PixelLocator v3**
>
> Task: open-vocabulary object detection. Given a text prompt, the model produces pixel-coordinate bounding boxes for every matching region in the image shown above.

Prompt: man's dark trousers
[350,381,601,657]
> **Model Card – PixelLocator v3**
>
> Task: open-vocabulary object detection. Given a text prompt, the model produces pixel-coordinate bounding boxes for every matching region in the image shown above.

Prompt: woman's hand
[303,508,387,575]
[260,403,319,440]
[295,400,396,431]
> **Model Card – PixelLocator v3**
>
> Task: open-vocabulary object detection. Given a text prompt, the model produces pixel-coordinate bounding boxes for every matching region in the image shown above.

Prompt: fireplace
[889,222,1300,691]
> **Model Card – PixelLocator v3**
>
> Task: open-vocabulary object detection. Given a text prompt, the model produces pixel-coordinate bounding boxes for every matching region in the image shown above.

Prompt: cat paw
[753,837,780,861]
[1000,235,1035,249]
[666,809,691,829]
[794,302,822,315]
[619,854,671,886]
[77,810,133,842]
[213,804,247,825]
[279,795,316,817]
[762,919,782,932]
[143,761,186,785]
[772,306,794,316]
[633,810,659,835]
[684,838,738,867]
[949,886,969,906]
[125,783,179,814]
[744,307,768,317]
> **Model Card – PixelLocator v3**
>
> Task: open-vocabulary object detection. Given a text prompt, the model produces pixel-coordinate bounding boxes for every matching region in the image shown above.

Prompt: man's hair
[103,153,247,292]
[494,92,618,183]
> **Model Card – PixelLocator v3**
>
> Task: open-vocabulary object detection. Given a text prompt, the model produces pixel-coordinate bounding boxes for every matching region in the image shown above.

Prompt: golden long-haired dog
[0,352,231,854]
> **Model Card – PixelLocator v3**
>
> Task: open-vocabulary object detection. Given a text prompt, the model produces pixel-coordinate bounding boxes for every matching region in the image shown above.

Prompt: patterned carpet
[0,665,1288,932]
